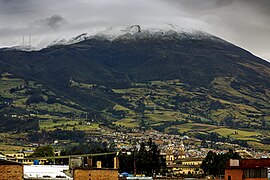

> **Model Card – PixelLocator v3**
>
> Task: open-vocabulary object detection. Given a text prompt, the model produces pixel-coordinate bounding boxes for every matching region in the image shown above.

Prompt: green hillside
[0,30,269,149]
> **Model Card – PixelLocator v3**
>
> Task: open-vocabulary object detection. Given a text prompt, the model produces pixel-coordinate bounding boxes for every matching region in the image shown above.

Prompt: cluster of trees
[0,113,39,133]
[261,137,270,144]
[26,94,45,105]
[31,145,54,157]
[107,108,127,119]
[62,141,114,155]
[28,129,86,143]
[201,150,241,177]
[31,142,115,165]
[26,94,59,105]
[118,138,166,176]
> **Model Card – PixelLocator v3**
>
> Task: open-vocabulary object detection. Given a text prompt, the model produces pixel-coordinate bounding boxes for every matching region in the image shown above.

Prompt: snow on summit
[49,24,217,47]
[7,24,219,51]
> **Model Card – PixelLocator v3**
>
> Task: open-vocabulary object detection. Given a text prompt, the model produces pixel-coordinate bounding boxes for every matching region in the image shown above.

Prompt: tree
[149,139,163,175]
[201,140,207,148]
[201,151,218,176]
[26,94,45,105]
[46,96,57,104]
[261,118,268,129]
[118,138,167,176]
[201,150,241,177]
[32,145,54,157]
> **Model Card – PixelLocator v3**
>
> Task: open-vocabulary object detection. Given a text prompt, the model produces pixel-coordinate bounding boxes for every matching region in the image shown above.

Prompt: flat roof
[0,159,22,165]
[24,165,72,179]
[226,159,270,169]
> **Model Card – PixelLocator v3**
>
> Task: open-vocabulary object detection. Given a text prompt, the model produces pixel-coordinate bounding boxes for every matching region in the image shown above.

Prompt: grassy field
[165,123,216,134]
[39,119,100,131]
[1,75,270,151]
[0,144,30,153]
[211,127,262,140]
[113,104,130,111]
[33,103,83,114]
[0,76,25,99]
[163,122,270,150]
[113,118,139,128]
[247,141,270,151]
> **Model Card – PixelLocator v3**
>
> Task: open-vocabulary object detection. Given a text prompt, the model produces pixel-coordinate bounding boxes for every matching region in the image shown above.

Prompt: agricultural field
[39,119,100,131]
[0,74,270,150]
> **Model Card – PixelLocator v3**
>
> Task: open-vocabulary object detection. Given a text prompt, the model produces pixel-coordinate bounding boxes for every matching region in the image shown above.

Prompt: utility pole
[29,35,31,47]
[23,35,25,46]
[133,152,136,177]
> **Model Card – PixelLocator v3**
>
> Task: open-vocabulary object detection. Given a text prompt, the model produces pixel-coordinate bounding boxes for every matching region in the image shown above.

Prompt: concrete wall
[0,165,23,180]
[225,169,243,180]
[225,169,268,180]
[74,169,119,180]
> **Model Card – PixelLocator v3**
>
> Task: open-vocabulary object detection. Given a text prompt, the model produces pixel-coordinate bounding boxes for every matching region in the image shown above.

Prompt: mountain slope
[0,28,270,135]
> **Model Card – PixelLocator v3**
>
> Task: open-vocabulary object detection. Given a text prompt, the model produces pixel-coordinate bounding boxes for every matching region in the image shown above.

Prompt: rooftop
[226,159,270,169]
[0,159,23,165]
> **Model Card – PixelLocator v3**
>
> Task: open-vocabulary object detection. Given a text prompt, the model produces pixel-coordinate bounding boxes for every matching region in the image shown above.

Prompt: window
[228,175,231,180]
[244,168,267,178]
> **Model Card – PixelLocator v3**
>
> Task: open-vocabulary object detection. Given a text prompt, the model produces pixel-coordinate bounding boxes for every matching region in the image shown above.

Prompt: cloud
[0,0,269,60]
[161,0,270,60]
[31,15,67,30]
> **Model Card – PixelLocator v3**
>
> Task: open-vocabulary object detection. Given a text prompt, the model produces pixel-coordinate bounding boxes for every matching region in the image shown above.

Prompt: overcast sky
[0,0,269,60]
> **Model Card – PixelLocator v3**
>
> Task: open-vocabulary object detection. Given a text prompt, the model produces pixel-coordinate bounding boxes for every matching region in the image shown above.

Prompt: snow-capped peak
[49,24,217,47]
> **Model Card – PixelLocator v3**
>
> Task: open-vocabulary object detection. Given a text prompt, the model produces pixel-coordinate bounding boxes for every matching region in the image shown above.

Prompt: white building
[24,165,72,179]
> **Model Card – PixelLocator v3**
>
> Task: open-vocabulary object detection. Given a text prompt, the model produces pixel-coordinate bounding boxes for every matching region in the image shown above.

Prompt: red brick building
[73,168,119,180]
[73,157,120,180]
[225,159,270,180]
[0,159,23,180]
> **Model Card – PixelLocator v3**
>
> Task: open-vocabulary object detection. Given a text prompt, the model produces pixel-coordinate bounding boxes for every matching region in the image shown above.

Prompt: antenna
[29,35,31,47]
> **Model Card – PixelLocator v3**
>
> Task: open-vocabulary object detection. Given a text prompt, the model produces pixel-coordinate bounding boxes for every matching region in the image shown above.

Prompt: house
[4,152,47,165]
[0,159,23,180]
[225,159,270,180]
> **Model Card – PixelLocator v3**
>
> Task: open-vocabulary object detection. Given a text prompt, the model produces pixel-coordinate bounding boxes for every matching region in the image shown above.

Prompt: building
[177,142,186,159]
[0,159,23,180]
[167,158,203,176]
[74,168,119,180]
[73,157,119,180]
[165,143,203,176]
[4,151,48,165]
[165,146,175,165]
[24,165,72,179]
[225,159,270,180]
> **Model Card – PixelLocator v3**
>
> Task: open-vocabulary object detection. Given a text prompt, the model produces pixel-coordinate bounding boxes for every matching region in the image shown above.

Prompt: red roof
[226,159,270,169]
